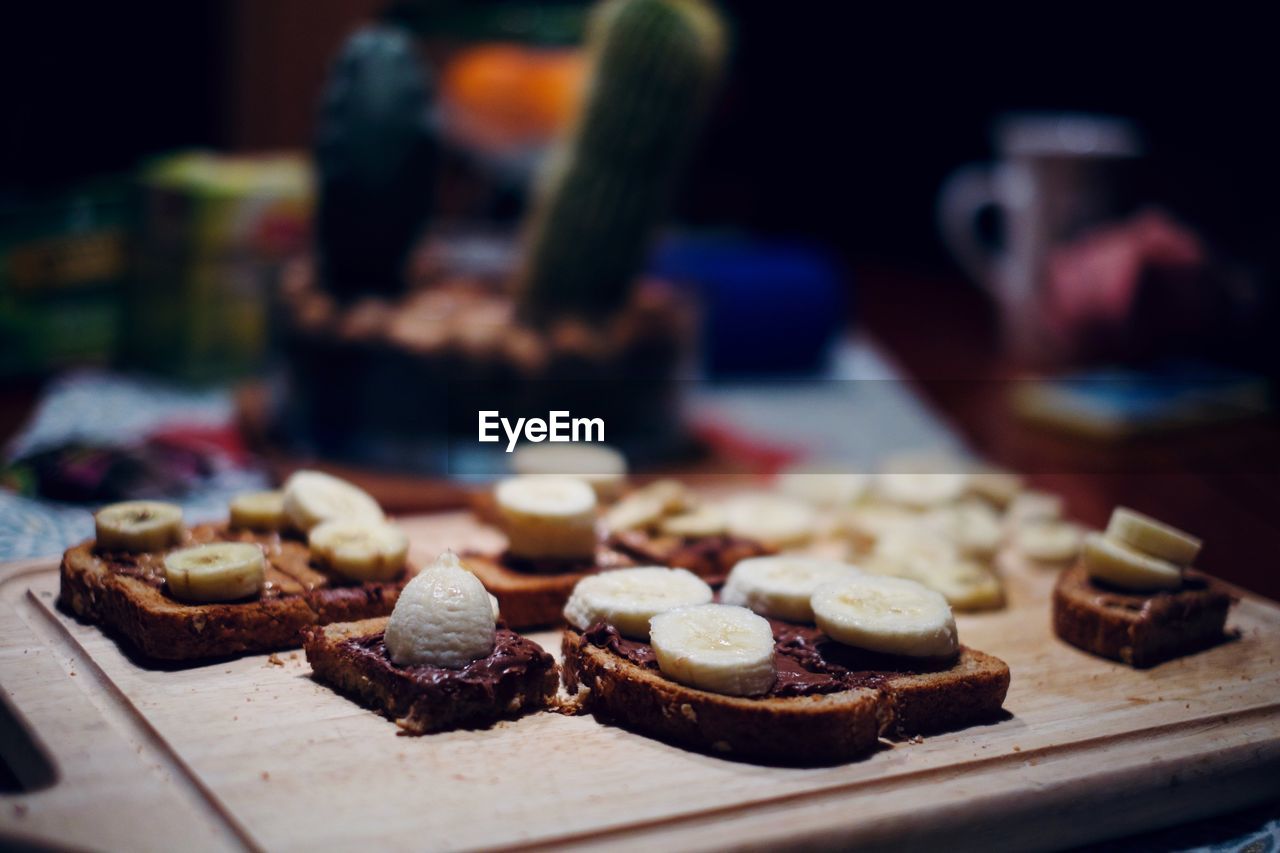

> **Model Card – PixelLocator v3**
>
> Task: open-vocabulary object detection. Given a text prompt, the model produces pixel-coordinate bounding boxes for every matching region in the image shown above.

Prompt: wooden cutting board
[2,511,1278,852]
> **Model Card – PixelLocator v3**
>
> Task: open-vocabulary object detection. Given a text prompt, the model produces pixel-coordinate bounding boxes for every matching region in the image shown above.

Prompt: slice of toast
[1053,561,1234,668]
[461,548,637,630]
[59,523,411,661]
[305,617,559,734]
[607,530,773,585]
[562,627,886,765]
[563,624,1010,764]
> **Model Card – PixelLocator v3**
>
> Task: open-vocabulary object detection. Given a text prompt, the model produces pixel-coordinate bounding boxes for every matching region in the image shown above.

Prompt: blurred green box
[0,180,130,376]
[123,151,313,382]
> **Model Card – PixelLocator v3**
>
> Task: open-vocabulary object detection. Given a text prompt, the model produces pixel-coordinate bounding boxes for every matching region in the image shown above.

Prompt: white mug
[938,113,1141,361]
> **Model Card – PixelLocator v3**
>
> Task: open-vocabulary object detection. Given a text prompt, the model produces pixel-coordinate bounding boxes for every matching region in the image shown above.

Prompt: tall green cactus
[315,23,438,301]
[515,0,726,322]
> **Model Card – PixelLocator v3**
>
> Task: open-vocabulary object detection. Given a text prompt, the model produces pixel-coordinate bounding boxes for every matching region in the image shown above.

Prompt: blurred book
[0,178,130,376]
[1011,365,1271,438]
[124,151,312,382]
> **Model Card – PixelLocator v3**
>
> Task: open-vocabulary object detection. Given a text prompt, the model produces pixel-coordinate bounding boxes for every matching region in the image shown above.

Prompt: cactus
[515,0,726,323]
[314,24,438,301]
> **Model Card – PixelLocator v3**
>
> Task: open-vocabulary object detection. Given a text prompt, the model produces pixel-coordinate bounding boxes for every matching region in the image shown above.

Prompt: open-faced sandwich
[59,470,414,661]
[560,558,1010,765]
[1054,507,1234,667]
[305,551,559,733]
[465,475,770,629]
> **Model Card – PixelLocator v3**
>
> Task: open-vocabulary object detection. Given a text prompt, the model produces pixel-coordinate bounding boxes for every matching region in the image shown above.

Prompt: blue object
[649,234,847,377]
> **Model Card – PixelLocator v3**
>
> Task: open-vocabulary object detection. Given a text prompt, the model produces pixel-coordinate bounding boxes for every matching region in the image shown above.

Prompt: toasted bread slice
[1053,561,1234,668]
[305,617,559,734]
[58,523,411,661]
[461,548,636,630]
[607,530,773,585]
[562,627,886,765]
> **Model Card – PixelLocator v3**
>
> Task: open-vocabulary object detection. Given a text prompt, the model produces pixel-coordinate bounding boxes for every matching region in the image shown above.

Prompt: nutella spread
[608,531,769,581]
[580,621,904,698]
[340,628,554,702]
[1077,565,1229,621]
[97,524,407,602]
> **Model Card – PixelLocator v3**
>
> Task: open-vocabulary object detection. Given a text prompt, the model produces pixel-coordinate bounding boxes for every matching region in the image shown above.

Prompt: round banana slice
[229,491,286,531]
[604,492,667,534]
[811,575,958,658]
[872,528,961,570]
[840,504,922,550]
[966,468,1024,508]
[922,501,1003,558]
[163,542,265,603]
[309,519,409,581]
[659,507,726,539]
[282,470,384,533]
[563,566,712,640]
[511,443,628,503]
[1082,532,1182,591]
[722,494,816,548]
[1005,490,1063,530]
[385,551,496,667]
[95,501,184,552]
[649,604,776,697]
[1011,520,1082,563]
[496,476,598,560]
[876,472,968,509]
[1105,507,1201,567]
[720,555,861,622]
[907,559,1005,612]
[777,471,869,507]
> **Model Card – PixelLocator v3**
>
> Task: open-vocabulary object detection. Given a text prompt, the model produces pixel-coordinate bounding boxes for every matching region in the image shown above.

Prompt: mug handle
[937,163,1002,292]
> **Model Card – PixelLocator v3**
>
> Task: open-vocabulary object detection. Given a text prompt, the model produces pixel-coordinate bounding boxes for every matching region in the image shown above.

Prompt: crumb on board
[267,653,284,667]
[261,771,270,781]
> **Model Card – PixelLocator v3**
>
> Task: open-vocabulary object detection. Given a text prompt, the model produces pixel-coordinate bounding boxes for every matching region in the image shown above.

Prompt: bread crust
[562,627,886,765]
[58,525,410,661]
[305,617,560,734]
[463,552,601,630]
[1052,561,1234,668]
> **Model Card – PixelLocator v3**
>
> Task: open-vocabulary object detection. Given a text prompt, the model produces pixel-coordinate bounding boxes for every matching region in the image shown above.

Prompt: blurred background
[2,1,1278,598]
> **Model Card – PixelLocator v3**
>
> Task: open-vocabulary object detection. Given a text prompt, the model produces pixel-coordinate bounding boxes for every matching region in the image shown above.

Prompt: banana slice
[496,476,598,560]
[385,551,495,667]
[1012,520,1082,563]
[872,527,961,570]
[840,504,922,550]
[563,566,713,640]
[966,467,1024,508]
[722,494,816,548]
[511,443,628,503]
[875,468,962,507]
[720,555,861,622]
[604,492,667,534]
[922,501,1003,558]
[229,491,286,531]
[659,506,726,538]
[309,519,409,581]
[1105,507,1201,566]
[777,470,869,507]
[1082,531,1182,591]
[1005,490,1063,529]
[282,470,384,533]
[95,501,184,552]
[907,559,1005,612]
[649,604,776,697]
[811,574,958,658]
[163,542,265,603]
